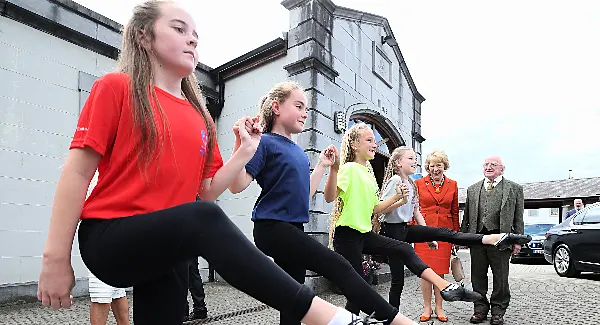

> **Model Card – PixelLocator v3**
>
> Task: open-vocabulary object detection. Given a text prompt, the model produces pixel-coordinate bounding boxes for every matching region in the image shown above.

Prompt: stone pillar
[281,0,345,292]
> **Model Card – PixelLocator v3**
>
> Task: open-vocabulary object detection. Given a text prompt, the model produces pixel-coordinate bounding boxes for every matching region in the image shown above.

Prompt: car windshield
[524,224,555,236]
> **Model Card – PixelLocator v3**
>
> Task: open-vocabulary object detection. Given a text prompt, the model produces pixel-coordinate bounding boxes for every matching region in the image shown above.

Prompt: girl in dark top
[229,81,478,325]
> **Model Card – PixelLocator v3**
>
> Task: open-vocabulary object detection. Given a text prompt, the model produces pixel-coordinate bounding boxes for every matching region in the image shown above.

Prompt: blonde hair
[257,81,303,133]
[371,146,419,232]
[328,122,373,246]
[117,0,215,176]
[424,150,450,170]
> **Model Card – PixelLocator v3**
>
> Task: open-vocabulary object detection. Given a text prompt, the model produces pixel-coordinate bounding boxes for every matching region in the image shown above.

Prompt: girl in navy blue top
[230,81,425,325]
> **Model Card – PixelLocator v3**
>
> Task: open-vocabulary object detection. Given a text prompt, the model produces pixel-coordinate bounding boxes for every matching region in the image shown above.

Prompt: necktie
[486,182,494,192]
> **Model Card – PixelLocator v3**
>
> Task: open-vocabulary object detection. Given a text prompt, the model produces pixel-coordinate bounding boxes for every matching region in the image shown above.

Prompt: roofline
[50,0,122,32]
[0,0,214,70]
[458,176,600,190]
[211,37,288,81]
[281,0,425,102]
[333,5,426,103]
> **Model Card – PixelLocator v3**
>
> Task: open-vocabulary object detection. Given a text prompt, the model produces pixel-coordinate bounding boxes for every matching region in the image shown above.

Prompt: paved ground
[1,250,599,324]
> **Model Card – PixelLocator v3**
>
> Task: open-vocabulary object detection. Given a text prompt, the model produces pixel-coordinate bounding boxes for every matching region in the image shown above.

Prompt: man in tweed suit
[460,157,524,325]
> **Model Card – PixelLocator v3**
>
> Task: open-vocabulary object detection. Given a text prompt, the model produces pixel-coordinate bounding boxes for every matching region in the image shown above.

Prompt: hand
[400,183,409,200]
[512,244,521,255]
[38,256,75,310]
[237,116,262,154]
[394,183,410,201]
[331,145,340,170]
[428,241,439,250]
[319,145,338,168]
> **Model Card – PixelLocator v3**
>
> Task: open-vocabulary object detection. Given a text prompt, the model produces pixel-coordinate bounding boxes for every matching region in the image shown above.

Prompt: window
[528,210,539,217]
[582,206,600,224]
[414,141,422,153]
[78,71,99,114]
[550,208,559,216]
[573,210,586,224]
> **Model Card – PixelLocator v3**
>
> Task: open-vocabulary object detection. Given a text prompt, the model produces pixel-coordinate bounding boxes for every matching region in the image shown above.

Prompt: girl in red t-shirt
[36,2,371,324]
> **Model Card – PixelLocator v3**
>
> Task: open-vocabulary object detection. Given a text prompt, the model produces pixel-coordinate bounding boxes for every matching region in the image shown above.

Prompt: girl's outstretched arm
[378,179,410,214]
[323,168,339,203]
[39,147,101,309]
[323,146,340,203]
[44,147,100,258]
[412,201,427,226]
[202,117,260,200]
[373,182,405,215]
[379,195,409,214]
[310,145,337,198]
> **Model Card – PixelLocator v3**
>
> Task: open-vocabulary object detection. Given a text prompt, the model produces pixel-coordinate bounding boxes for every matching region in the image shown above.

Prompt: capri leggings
[253,220,399,324]
[381,222,485,308]
[332,226,431,316]
[78,201,315,325]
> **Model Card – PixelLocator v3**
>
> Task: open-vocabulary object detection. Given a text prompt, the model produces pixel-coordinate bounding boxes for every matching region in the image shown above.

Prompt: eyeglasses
[483,162,500,168]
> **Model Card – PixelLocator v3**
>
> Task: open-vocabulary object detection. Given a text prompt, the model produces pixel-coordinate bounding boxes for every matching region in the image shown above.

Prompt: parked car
[544,202,600,277]
[511,222,555,262]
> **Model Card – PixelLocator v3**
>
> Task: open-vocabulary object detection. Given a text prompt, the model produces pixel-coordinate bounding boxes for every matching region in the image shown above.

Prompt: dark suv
[544,202,600,277]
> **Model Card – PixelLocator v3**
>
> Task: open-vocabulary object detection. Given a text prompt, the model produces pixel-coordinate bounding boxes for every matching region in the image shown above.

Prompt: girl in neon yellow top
[324,123,484,313]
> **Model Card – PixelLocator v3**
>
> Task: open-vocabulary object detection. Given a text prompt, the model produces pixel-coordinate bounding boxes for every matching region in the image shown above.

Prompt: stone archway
[345,103,406,188]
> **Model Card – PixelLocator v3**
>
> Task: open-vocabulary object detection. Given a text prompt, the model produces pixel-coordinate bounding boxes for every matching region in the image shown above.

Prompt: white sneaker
[347,312,386,324]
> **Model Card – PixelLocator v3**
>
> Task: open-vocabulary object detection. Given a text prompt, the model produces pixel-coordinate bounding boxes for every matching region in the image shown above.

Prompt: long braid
[328,123,370,247]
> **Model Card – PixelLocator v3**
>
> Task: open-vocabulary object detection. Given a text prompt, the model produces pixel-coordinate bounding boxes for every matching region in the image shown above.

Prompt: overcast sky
[74,0,600,187]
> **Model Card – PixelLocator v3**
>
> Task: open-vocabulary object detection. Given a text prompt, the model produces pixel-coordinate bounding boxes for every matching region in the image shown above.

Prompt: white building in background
[0,0,427,303]
[524,208,560,225]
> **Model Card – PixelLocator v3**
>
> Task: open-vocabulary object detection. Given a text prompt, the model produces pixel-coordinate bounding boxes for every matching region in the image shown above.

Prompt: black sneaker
[187,308,208,321]
[440,283,482,302]
[495,233,532,251]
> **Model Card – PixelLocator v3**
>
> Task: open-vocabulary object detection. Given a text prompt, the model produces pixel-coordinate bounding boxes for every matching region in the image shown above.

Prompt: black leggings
[382,223,485,308]
[332,226,430,316]
[253,220,398,325]
[78,201,315,325]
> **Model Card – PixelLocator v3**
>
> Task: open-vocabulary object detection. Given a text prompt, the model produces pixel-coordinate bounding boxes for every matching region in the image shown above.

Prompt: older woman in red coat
[414,151,459,322]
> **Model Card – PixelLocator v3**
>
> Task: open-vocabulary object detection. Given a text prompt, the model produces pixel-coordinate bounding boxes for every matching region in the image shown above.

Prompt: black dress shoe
[440,283,483,302]
[490,314,504,325]
[495,233,532,251]
[469,312,488,324]
[186,308,208,321]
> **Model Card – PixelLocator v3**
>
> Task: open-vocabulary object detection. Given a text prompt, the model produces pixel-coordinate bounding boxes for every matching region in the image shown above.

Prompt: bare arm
[310,161,327,198]
[379,196,408,214]
[43,147,101,260]
[201,147,255,201]
[373,191,403,215]
[227,126,256,194]
[226,140,253,195]
[323,167,339,203]
[412,203,427,226]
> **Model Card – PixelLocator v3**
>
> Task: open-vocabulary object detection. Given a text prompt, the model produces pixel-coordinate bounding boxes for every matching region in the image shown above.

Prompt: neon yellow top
[336,162,380,233]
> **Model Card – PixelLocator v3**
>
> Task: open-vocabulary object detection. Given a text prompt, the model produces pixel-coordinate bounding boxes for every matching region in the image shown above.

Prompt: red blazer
[414,176,460,231]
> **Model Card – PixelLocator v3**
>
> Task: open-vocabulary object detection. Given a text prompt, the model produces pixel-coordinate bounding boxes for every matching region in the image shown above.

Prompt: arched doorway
[348,115,405,188]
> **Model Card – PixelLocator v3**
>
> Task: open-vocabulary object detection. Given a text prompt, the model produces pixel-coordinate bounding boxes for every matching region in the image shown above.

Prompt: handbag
[450,246,465,282]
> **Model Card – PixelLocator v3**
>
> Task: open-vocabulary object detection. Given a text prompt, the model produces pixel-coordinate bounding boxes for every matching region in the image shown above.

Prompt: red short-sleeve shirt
[71,72,223,220]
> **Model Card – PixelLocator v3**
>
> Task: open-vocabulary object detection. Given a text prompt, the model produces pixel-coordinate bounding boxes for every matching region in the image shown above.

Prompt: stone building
[0,0,425,303]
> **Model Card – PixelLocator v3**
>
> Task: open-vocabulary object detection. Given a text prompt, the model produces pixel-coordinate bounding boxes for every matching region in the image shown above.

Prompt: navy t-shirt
[245,133,310,223]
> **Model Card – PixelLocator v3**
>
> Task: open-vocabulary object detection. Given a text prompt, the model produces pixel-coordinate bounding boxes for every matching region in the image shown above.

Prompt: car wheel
[553,244,579,277]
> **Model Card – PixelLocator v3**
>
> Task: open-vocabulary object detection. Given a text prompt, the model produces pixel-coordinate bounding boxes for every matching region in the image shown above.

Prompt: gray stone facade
[281,0,425,291]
